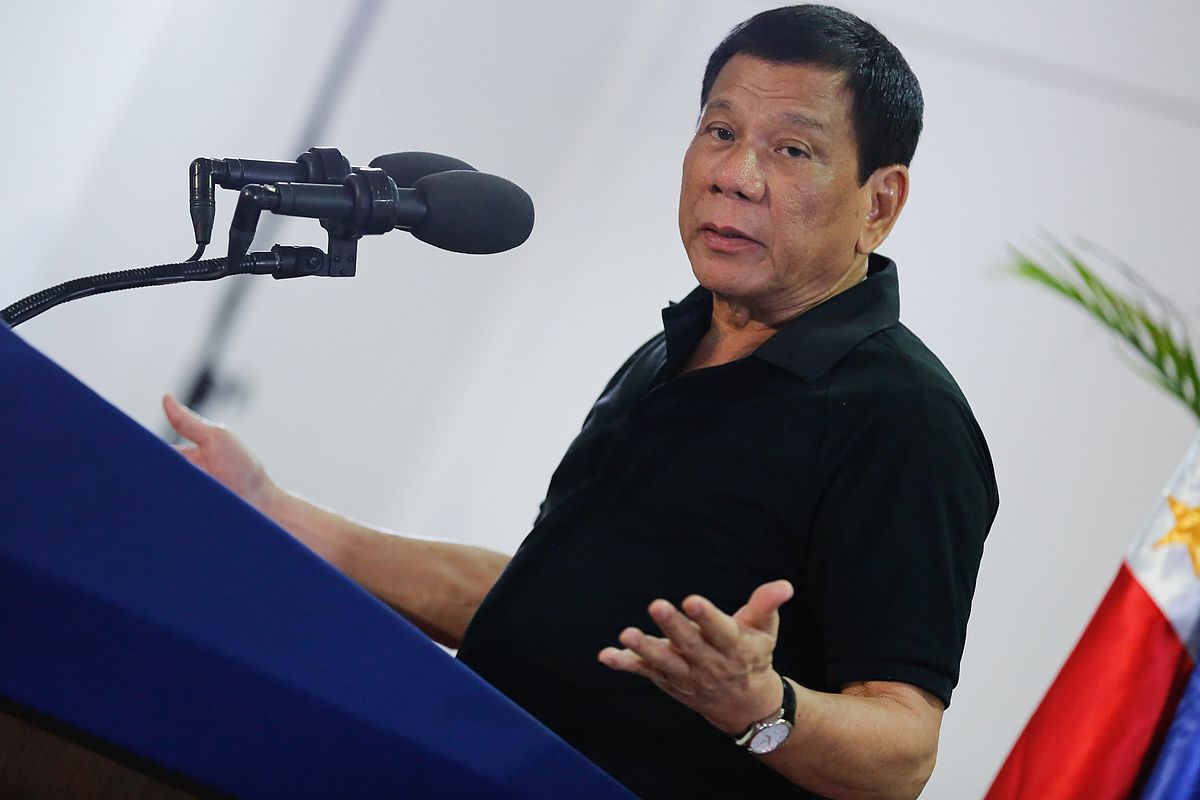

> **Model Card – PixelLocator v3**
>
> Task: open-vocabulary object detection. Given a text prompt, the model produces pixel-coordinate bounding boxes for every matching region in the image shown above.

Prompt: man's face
[679,55,877,320]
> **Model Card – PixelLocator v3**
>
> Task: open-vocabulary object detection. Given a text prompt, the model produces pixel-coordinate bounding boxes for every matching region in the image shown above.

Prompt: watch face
[748,721,791,754]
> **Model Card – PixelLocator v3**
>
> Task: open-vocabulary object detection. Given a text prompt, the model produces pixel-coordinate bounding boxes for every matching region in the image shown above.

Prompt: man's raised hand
[598,579,795,735]
[162,394,279,516]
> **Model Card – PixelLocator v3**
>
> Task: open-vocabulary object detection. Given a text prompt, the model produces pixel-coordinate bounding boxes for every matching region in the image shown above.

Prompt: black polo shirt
[457,254,999,799]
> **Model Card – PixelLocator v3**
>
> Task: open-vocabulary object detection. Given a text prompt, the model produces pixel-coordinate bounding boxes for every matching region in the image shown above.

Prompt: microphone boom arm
[1,245,334,329]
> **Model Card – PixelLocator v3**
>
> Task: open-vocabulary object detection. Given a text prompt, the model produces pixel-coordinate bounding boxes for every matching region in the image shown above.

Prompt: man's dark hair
[701,5,923,184]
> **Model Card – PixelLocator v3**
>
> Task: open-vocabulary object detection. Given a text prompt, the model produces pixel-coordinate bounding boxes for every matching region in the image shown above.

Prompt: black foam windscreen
[412,170,534,255]
[368,152,476,188]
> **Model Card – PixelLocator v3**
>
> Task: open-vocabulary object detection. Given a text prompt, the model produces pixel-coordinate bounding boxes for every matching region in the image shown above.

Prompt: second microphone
[230,167,535,259]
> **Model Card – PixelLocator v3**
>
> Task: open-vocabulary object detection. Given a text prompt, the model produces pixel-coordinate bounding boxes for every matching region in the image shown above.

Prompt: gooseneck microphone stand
[1,146,529,330]
[2,144,363,330]
[0,246,331,329]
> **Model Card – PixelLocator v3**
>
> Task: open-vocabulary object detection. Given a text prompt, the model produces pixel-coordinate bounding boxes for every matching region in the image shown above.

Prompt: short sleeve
[805,348,998,707]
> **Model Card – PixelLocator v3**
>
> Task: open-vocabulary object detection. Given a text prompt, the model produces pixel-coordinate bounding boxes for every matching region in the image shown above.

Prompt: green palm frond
[1010,242,1200,423]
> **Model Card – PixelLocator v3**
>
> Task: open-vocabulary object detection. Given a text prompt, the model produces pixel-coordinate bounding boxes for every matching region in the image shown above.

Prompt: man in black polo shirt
[165,5,998,797]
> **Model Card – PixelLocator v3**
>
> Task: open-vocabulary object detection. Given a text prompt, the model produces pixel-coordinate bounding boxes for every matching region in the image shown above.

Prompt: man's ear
[856,165,909,255]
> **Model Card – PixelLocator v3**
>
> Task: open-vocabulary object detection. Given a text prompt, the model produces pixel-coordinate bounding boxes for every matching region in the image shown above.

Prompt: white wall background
[2,1,1198,796]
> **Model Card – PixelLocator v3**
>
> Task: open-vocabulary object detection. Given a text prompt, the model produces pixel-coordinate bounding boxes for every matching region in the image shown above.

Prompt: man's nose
[711,146,765,202]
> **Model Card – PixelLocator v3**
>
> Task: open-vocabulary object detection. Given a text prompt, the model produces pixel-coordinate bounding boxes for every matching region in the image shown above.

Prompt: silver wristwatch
[732,676,796,754]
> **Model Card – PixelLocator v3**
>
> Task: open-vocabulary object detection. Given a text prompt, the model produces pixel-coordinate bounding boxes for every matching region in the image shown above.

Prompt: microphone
[191,148,477,247]
[368,152,475,188]
[209,149,477,189]
[412,170,534,254]
[191,146,352,247]
[4,152,517,326]
[207,147,352,190]
[234,168,533,256]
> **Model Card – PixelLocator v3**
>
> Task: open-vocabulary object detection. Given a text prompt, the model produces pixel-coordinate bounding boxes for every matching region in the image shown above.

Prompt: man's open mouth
[703,225,758,244]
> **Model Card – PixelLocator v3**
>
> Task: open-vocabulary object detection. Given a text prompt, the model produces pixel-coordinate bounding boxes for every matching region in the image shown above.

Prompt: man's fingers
[648,600,709,656]
[162,393,195,439]
[174,443,203,466]
[680,594,741,651]
[162,393,214,444]
[598,646,648,674]
[598,646,689,700]
[619,626,692,680]
[731,579,794,632]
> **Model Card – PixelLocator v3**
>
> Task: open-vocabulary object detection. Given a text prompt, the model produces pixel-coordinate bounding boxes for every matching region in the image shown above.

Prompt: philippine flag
[987,436,1200,799]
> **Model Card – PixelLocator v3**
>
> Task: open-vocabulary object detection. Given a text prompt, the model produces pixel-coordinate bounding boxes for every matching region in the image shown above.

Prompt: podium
[0,323,632,799]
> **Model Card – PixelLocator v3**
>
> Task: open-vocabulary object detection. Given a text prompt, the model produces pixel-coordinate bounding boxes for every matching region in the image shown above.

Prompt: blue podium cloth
[0,323,632,799]
[1142,662,1200,800]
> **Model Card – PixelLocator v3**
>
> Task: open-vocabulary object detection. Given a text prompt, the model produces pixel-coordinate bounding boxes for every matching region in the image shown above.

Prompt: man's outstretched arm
[599,580,943,800]
[163,394,509,648]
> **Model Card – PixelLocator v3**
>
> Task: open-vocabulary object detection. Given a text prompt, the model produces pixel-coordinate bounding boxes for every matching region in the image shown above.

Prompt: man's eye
[780,145,809,159]
[708,127,734,142]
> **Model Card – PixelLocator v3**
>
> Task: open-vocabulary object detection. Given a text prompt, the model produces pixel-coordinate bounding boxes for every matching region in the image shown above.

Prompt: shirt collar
[661,253,901,382]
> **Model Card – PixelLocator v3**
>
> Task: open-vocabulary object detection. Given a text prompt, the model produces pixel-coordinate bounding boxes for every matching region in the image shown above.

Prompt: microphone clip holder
[226,166,407,278]
[227,185,361,279]
[267,239,357,279]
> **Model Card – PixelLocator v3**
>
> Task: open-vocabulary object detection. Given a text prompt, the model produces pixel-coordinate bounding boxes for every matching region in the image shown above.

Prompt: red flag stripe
[987,562,1194,800]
